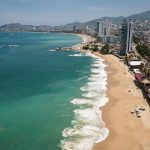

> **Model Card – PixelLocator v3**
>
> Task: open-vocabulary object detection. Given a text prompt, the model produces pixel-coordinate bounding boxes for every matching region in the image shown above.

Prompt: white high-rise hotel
[97,20,119,43]
[97,21,104,36]
[97,20,112,36]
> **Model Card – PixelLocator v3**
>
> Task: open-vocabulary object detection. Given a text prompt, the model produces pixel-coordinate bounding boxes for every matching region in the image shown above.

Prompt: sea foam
[68,54,84,57]
[48,49,56,52]
[0,44,19,47]
[71,98,93,105]
[8,45,19,47]
[60,53,109,150]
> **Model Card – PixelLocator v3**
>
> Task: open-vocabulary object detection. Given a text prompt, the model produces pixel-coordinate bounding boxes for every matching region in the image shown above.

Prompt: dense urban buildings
[97,20,112,36]
[96,20,119,44]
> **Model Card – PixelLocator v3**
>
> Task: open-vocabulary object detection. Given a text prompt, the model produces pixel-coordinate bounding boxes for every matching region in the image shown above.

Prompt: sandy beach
[72,34,95,51]
[93,53,150,150]
[73,34,150,150]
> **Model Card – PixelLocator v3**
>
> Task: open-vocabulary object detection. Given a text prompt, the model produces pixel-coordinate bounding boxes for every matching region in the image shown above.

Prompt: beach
[93,53,150,150]
[73,34,150,150]
[72,34,95,51]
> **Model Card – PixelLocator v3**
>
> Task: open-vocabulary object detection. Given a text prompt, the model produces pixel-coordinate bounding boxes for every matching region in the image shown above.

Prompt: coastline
[61,34,109,149]
[72,34,95,51]
[92,53,150,150]
[71,34,150,150]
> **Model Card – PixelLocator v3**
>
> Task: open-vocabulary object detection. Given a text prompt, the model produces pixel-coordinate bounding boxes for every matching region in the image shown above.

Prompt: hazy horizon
[0,0,150,26]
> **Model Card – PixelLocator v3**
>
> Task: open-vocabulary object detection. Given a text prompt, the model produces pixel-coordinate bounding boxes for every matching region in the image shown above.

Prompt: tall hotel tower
[97,20,112,36]
[97,21,103,36]
[121,19,133,55]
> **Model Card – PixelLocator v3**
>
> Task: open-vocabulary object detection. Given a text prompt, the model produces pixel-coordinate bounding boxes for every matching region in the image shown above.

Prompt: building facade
[97,20,112,36]
[121,19,133,55]
[98,35,119,44]
[97,21,103,36]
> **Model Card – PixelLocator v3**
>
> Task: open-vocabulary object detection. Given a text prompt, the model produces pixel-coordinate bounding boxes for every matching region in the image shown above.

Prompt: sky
[0,0,150,25]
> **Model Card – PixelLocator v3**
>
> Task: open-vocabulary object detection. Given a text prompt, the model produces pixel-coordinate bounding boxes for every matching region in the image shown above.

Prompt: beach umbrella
[141,79,150,84]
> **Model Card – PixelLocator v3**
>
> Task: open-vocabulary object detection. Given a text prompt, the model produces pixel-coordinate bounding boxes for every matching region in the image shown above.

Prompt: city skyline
[0,0,150,25]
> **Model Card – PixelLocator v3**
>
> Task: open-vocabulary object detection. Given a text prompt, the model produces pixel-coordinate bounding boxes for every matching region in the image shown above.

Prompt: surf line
[60,53,109,150]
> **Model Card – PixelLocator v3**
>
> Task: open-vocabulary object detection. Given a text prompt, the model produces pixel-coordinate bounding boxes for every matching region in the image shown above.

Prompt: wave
[90,73,106,78]
[48,49,56,52]
[77,76,88,81]
[60,53,109,150]
[61,108,109,149]
[62,125,108,142]
[88,76,106,82]
[71,98,93,105]
[91,64,101,67]
[8,45,19,47]
[0,45,19,47]
[82,92,102,99]
[68,54,84,57]
[91,63,106,68]
[91,69,100,74]
[80,85,107,94]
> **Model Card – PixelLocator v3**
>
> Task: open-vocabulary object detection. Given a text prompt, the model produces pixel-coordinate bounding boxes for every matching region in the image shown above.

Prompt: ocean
[0,32,108,150]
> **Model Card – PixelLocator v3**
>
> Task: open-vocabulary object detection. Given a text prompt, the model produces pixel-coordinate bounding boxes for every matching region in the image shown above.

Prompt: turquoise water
[0,32,93,150]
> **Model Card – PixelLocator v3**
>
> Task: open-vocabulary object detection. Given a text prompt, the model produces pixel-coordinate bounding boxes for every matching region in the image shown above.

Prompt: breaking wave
[68,54,84,57]
[60,53,109,150]
[0,45,19,47]
[48,49,56,52]
[8,45,19,47]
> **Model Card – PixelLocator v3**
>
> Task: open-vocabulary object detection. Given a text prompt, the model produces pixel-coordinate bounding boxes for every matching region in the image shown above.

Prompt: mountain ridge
[0,10,150,31]
[64,10,150,28]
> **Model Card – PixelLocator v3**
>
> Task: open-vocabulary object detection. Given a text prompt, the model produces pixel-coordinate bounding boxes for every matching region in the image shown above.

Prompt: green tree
[90,45,98,52]
[83,46,89,50]
[101,44,110,54]
[93,45,98,52]
[136,44,150,57]
[133,36,140,44]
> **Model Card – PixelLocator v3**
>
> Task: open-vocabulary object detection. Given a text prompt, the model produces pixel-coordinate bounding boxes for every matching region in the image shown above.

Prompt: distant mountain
[64,10,150,28]
[0,10,150,32]
[61,16,125,30]
[0,23,35,32]
[127,10,150,21]
[0,23,52,32]
[83,16,125,27]
[65,22,81,26]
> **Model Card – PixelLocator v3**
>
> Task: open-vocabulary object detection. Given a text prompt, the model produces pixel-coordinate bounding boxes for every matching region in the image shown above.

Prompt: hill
[127,10,150,21]
[65,10,150,28]
[0,10,150,31]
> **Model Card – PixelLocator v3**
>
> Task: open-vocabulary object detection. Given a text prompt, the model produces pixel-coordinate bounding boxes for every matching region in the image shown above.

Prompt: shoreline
[71,34,150,150]
[71,34,95,51]
[61,35,109,149]
[92,53,150,150]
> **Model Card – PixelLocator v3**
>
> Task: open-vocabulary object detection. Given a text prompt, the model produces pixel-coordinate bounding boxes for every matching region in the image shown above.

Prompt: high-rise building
[97,21,103,36]
[97,20,112,36]
[121,19,133,55]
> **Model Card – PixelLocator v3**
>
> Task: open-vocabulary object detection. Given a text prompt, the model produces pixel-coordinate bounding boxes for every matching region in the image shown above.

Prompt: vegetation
[136,44,150,58]
[96,37,101,42]
[92,45,98,52]
[133,36,141,44]
[101,44,110,54]
[83,45,89,50]
[142,63,150,77]
[124,52,142,64]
